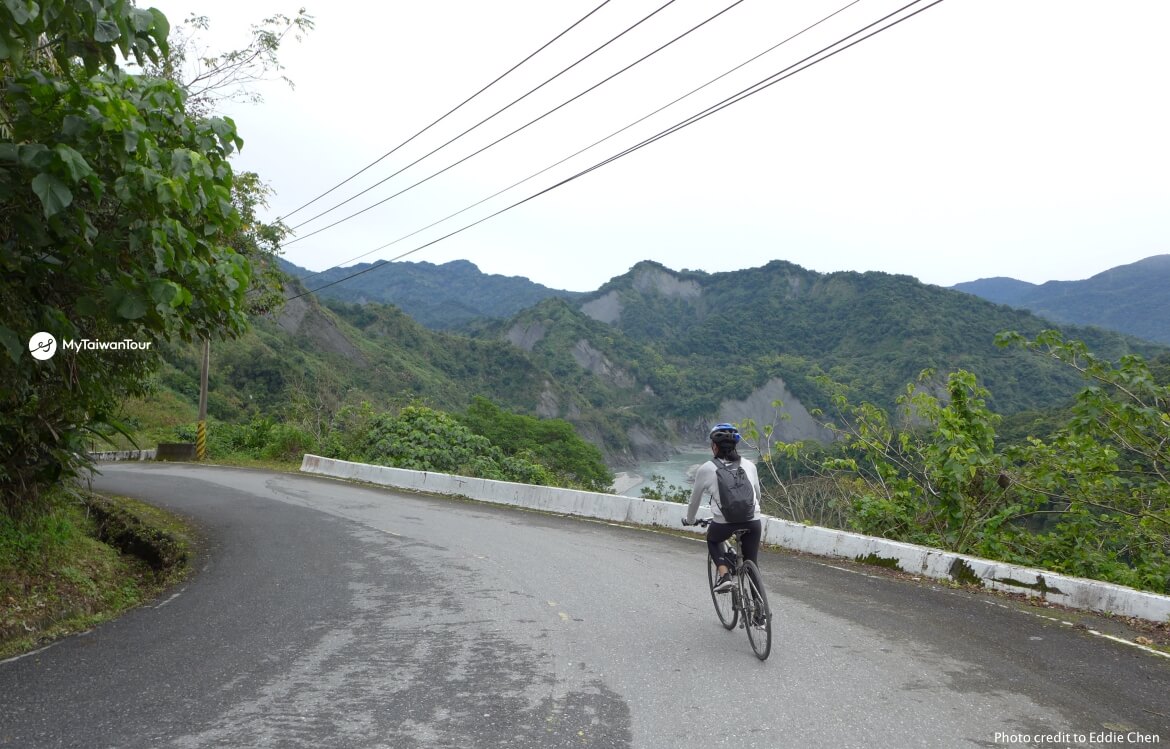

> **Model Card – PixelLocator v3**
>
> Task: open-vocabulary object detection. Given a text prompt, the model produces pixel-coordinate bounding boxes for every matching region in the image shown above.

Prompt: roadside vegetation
[0,3,307,655]
[740,332,1170,596]
[165,398,612,492]
[0,491,196,659]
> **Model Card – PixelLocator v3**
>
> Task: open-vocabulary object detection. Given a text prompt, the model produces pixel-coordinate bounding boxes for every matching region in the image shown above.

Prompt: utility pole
[197,337,209,460]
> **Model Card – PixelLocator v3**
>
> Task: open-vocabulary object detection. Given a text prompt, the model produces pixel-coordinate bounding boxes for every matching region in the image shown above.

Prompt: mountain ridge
[277,257,583,330]
[157,255,1168,467]
[952,254,1170,344]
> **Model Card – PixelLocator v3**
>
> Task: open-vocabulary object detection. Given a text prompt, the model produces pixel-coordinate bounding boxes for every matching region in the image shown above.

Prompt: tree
[358,404,557,487]
[459,396,613,491]
[147,9,313,116]
[143,10,312,314]
[0,2,257,517]
[750,333,1170,594]
[996,331,1170,592]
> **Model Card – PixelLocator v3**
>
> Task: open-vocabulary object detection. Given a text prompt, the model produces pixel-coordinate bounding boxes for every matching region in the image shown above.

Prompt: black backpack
[711,458,754,522]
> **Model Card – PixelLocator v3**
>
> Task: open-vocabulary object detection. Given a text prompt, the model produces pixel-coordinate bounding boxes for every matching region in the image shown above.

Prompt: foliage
[0,1,170,75]
[996,331,1170,592]
[0,2,251,517]
[748,332,1170,594]
[145,9,314,115]
[354,405,557,486]
[0,3,309,518]
[178,417,318,463]
[459,397,612,491]
[283,258,583,330]
[324,298,551,413]
[581,260,1158,418]
[167,258,1165,477]
[0,490,194,658]
[820,370,1013,552]
[638,475,690,504]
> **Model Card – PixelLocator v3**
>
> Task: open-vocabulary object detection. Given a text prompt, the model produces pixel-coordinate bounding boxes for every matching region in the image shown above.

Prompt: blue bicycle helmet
[709,423,741,443]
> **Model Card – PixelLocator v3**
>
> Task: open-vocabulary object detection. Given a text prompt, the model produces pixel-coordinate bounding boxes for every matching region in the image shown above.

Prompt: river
[613,446,761,497]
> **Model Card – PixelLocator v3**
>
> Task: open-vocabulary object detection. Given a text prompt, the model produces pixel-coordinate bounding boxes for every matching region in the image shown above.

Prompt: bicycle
[684,517,773,660]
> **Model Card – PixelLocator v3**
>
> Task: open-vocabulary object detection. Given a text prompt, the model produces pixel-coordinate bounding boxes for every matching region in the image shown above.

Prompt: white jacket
[685,457,762,524]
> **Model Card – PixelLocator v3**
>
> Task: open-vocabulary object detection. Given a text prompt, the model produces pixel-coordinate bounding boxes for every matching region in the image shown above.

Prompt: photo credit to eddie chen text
[994,730,1162,747]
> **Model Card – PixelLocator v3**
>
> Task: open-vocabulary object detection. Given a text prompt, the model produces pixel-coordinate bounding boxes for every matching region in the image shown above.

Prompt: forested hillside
[480,260,1161,441]
[953,254,1170,344]
[151,286,553,426]
[278,258,583,330]
[130,280,651,466]
[135,260,1165,468]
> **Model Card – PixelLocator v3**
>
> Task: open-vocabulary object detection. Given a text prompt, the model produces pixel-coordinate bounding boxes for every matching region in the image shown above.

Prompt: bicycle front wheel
[707,551,737,630]
[741,560,772,661]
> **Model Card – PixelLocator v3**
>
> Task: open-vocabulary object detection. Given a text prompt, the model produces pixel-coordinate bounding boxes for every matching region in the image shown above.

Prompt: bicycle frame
[689,516,773,660]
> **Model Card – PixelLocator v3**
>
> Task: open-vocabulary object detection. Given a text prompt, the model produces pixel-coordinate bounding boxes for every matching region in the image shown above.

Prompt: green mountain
[277,257,583,330]
[157,284,558,423]
[952,255,1170,344]
[145,260,1164,468]
[471,260,1163,448]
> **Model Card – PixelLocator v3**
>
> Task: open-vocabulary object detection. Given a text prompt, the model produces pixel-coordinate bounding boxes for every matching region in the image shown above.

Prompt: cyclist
[683,423,763,593]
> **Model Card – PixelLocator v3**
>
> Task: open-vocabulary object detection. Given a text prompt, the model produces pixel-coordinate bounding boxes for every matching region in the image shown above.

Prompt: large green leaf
[54,144,94,182]
[148,7,169,55]
[0,325,21,363]
[93,17,121,43]
[31,173,72,217]
[116,292,148,320]
[149,279,181,307]
[17,143,49,168]
[3,0,38,26]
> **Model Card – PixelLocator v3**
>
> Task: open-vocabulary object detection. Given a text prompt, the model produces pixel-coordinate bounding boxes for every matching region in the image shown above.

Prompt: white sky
[150,0,1170,293]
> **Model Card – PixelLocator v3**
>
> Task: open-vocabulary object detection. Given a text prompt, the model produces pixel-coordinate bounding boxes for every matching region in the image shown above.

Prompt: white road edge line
[1087,630,1170,660]
[0,642,59,666]
[155,591,183,609]
[981,590,1170,659]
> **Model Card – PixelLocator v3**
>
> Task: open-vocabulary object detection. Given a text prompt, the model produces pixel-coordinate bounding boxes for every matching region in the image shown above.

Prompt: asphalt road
[2,463,1167,749]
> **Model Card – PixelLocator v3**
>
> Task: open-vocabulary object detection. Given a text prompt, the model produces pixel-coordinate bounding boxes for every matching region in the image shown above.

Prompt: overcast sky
[150,0,1169,293]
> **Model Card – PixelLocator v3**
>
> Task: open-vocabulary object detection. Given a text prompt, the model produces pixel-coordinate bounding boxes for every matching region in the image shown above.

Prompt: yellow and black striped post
[197,338,209,461]
[196,420,207,461]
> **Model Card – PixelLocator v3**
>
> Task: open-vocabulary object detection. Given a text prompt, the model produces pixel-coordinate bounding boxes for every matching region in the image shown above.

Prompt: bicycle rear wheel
[741,560,772,660]
[707,551,737,630]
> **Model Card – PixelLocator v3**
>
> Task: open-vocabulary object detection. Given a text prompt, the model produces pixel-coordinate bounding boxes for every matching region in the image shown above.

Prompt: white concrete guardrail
[91,449,157,461]
[302,454,1170,625]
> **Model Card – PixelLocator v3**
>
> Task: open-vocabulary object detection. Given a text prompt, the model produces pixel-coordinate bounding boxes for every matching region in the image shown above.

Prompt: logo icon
[28,332,56,361]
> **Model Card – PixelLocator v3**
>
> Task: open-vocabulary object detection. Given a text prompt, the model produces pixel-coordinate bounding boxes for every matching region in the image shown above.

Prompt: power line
[286,0,948,303]
[283,0,747,247]
[276,0,616,223]
[285,0,684,235]
[293,0,867,287]
[594,0,947,177]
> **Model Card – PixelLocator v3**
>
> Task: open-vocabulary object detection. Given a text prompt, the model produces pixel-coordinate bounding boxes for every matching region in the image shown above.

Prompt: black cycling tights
[706,519,762,571]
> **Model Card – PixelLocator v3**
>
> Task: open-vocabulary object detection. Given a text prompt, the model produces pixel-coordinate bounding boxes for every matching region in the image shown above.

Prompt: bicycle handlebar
[683,517,713,528]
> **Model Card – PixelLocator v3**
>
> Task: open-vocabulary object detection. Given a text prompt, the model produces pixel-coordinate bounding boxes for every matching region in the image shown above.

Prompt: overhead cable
[277,0,616,222]
[293,0,866,285]
[285,0,686,235]
[284,0,748,247]
[285,0,948,302]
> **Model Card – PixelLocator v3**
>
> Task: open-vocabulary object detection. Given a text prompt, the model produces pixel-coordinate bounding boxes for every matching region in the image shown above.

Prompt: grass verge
[0,490,197,660]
